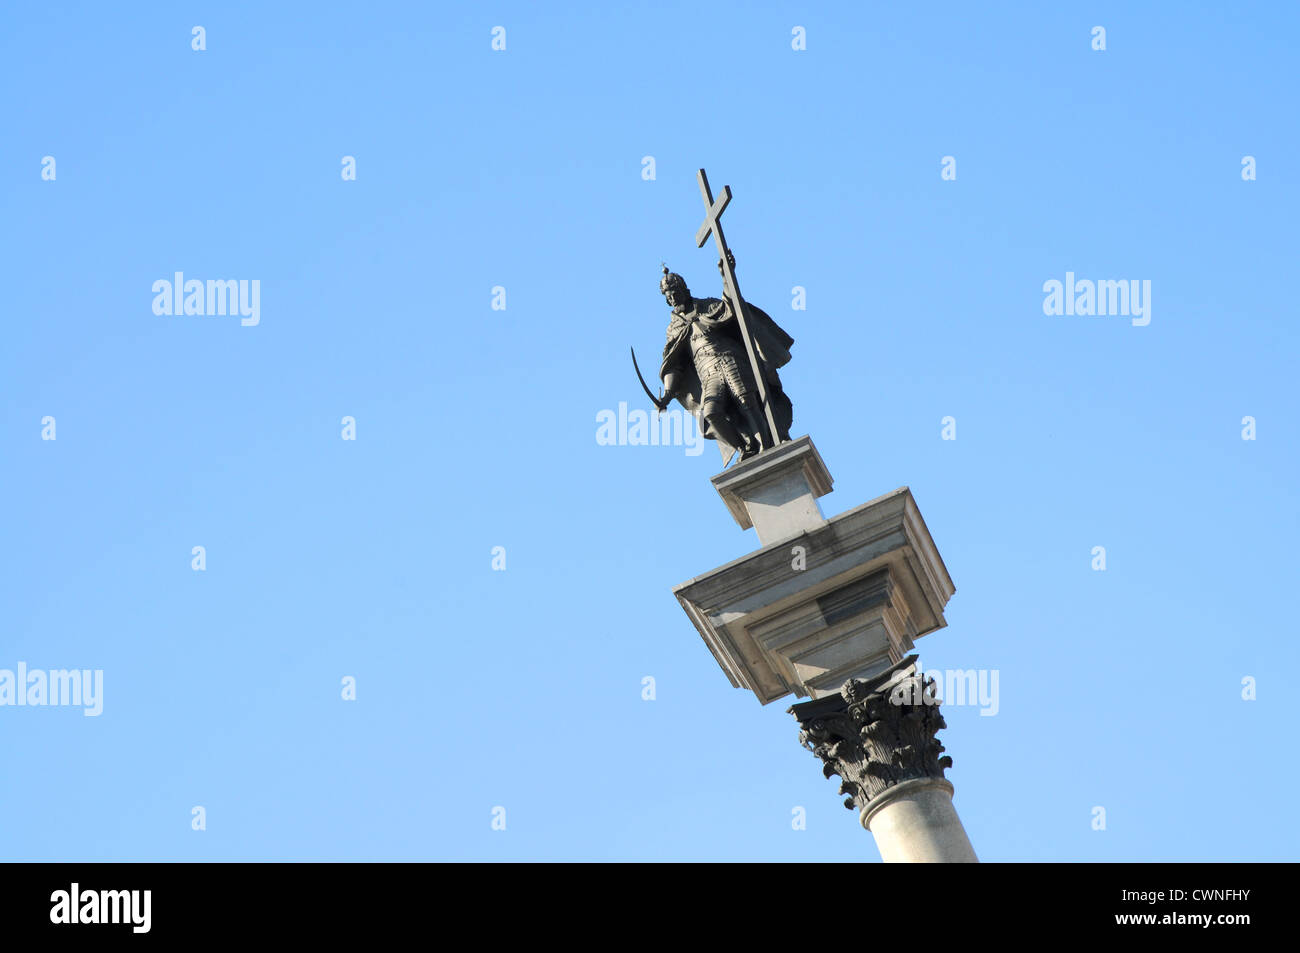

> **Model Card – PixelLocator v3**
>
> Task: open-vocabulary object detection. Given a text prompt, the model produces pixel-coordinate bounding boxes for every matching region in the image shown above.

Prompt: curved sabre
[629,346,668,413]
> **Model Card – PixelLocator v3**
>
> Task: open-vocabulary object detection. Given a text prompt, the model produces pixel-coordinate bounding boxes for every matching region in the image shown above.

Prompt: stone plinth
[674,437,954,704]
[711,435,832,545]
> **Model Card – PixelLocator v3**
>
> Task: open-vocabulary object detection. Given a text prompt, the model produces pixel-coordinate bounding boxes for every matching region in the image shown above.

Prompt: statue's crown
[659,264,687,296]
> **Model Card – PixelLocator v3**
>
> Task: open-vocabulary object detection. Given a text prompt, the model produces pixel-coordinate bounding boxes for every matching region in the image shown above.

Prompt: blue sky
[1,1,1295,860]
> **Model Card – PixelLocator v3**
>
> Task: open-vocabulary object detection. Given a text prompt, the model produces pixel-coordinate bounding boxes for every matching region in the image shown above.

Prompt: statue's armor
[657,290,794,460]
[688,312,754,407]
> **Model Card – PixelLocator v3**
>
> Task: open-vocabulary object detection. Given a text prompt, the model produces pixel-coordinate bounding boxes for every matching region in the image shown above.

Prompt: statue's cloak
[659,296,794,463]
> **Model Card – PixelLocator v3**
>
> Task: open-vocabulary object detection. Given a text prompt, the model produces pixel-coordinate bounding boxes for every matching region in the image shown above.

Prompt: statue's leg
[719,353,765,456]
[737,396,766,454]
[699,363,747,455]
[702,396,746,453]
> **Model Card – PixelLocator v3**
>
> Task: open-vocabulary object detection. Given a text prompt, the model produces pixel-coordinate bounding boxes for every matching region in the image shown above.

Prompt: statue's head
[659,266,690,309]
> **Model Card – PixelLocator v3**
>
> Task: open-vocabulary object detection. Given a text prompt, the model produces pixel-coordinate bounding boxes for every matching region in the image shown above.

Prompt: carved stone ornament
[788,655,953,812]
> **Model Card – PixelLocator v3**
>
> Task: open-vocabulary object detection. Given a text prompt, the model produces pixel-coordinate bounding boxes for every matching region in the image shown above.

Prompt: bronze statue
[632,170,795,466]
[655,259,793,463]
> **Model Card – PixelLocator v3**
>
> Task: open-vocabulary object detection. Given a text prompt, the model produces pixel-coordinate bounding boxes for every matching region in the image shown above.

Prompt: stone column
[672,434,975,857]
[789,655,977,863]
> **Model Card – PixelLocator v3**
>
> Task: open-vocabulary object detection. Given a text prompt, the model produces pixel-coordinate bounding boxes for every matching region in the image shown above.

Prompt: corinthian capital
[788,656,953,813]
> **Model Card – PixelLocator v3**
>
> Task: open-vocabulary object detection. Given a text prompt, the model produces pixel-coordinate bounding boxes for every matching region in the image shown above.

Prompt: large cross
[694,168,783,453]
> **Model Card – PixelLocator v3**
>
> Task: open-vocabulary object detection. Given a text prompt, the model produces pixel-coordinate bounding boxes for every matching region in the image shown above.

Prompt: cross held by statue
[693,168,783,452]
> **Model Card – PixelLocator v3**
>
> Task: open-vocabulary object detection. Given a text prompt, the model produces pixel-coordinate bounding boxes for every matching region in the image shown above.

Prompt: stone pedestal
[675,436,954,704]
[678,435,975,863]
[711,435,833,545]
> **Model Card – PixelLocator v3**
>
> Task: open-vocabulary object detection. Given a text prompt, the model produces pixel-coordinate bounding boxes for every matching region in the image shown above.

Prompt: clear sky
[2,2,1296,861]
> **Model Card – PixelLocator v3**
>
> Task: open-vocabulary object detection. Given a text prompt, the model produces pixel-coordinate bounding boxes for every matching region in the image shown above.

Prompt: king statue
[654,255,794,464]
[630,169,797,466]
